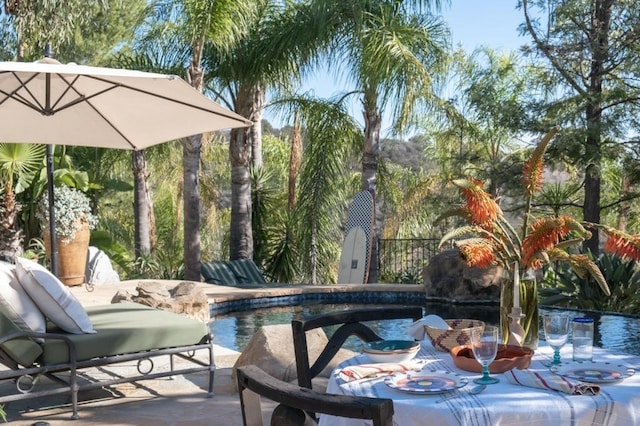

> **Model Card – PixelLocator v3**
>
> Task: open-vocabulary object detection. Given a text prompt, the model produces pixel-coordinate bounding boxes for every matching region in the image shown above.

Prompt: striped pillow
[227,259,267,284]
[200,260,239,286]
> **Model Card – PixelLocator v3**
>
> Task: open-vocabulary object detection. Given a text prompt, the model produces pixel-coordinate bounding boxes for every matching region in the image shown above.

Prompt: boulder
[85,246,120,285]
[232,324,356,391]
[423,248,502,302]
[111,281,209,322]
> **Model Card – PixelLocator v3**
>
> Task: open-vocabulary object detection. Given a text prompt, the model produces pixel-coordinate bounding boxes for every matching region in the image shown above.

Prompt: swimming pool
[210,299,640,356]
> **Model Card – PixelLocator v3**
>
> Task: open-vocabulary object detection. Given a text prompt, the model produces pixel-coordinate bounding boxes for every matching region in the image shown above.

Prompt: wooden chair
[291,306,423,390]
[236,364,394,426]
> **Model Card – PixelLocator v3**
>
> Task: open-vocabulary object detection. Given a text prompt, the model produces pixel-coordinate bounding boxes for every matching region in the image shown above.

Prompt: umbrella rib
[46,73,83,113]
[0,71,49,114]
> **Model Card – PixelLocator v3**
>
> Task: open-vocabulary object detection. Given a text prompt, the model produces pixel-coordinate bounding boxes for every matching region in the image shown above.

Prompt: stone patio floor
[1,280,421,425]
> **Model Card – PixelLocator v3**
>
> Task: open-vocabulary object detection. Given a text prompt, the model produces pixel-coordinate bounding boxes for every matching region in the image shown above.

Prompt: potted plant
[37,185,98,286]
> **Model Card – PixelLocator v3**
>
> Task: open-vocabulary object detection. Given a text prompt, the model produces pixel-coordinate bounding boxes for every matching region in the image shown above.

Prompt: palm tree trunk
[183,38,205,281]
[287,110,302,211]
[229,84,260,260]
[184,133,203,279]
[362,95,381,283]
[251,85,265,169]
[132,150,155,258]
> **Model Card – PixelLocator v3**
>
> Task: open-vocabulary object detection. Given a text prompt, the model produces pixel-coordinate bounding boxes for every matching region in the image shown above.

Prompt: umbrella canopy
[0,58,251,276]
[0,58,251,148]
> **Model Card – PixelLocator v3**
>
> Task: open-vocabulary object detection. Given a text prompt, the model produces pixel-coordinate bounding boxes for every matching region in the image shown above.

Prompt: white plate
[550,361,635,383]
[384,371,468,394]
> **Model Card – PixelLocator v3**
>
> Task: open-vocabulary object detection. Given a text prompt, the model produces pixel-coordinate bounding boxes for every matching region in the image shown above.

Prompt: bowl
[424,319,485,352]
[362,340,420,363]
[450,344,534,373]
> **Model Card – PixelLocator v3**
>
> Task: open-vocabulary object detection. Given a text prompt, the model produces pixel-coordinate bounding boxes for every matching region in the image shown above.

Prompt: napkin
[407,315,451,340]
[505,368,600,395]
[338,362,422,382]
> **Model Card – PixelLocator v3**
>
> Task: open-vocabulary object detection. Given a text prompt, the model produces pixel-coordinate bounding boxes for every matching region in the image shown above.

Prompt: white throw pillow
[0,261,46,336]
[15,258,95,334]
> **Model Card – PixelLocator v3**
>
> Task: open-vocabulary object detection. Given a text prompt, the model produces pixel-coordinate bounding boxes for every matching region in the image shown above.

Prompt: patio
[2,280,417,425]
[2,280,246,425]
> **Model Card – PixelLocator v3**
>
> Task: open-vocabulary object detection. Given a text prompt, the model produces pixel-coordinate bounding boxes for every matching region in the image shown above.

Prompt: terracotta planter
[43,221,90,286]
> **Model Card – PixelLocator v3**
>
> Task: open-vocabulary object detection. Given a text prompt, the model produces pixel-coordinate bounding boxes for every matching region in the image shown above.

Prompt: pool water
[210,302,640,356]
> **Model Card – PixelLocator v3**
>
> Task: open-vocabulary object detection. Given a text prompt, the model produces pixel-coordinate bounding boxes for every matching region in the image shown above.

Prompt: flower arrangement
[37,185,98,243]
[437,127,640,347]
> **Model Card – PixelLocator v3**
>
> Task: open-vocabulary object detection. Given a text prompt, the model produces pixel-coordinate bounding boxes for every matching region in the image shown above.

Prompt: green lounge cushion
[0,310,43,367]
[201,260,239,286]
[227,259,267,284]
[40,303,208,365]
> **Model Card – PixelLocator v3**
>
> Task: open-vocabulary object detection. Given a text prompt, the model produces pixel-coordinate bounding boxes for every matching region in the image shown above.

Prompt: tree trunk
[183,133,202,280]
[287,110,302,211]
[229,84,261,260]
[251,85,265,169]
[183,39,204,281]
[362,91,380,283]
[582,0,610,257]
[132,150,155,258]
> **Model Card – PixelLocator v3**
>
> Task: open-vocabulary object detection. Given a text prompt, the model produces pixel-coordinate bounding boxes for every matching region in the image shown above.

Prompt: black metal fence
[377,238,443,284]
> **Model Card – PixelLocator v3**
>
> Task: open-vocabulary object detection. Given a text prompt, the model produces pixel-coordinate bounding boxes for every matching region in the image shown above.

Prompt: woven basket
[425,319,485,352]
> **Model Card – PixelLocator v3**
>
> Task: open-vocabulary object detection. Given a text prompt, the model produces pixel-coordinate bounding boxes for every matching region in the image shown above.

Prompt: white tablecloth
[319,342,640,426]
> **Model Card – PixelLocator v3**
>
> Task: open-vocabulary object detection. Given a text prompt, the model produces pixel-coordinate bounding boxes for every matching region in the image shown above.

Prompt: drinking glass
[471,325,500,385]
[543,314,569,365]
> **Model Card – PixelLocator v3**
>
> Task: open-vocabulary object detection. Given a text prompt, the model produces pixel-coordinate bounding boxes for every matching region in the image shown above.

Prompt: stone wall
[111,281,209,322]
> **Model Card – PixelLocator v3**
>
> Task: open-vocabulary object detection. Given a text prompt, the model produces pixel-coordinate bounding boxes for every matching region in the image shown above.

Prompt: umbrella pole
[46,144,59,276]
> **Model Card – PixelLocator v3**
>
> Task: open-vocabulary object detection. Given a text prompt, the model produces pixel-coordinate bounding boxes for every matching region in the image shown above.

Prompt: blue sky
[265,1,526,130]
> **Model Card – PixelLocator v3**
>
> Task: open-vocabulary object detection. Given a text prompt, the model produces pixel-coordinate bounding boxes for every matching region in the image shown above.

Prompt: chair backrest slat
[236,364,394,426]
[292,306,423,390]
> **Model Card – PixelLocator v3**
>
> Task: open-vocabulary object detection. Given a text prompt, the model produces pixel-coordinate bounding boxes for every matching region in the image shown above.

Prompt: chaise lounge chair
[0,258,214,420]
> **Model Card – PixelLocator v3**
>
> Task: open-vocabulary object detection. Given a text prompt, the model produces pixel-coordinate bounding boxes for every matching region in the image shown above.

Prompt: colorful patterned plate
[550,361,635,383]
[384,371,468,394]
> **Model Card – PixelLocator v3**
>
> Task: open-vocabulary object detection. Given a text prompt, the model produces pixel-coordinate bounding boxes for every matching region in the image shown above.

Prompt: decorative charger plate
[384,371,468,394]
[550,361,635,383]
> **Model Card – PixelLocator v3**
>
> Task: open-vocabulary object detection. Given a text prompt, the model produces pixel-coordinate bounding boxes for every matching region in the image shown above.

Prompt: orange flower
[457,238,497,268]
[522,155,544,196]
[458,178,502,226]
[521,216,576,268]
[522,127,558,198]
[603,228,640,261]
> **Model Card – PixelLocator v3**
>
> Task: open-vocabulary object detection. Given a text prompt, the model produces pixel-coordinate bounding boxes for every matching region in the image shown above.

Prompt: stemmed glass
[543,314,569,365]
[471,325,500,385]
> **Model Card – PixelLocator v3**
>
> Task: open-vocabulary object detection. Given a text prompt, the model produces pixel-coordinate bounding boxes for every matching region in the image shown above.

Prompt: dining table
[319,341,640,426]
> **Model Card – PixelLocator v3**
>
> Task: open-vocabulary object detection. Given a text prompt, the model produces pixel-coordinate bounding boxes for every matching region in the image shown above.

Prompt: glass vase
[500,270,539,350]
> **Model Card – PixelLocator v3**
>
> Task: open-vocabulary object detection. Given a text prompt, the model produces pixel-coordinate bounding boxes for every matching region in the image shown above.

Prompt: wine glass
[543,314,569,365]
[471,325,500,385]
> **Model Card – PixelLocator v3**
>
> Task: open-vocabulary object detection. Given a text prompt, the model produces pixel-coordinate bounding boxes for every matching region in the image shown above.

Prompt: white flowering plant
[37,185,98,243]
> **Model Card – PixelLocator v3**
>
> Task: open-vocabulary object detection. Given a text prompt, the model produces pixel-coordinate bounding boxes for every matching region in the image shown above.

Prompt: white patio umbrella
[0,57,251,275]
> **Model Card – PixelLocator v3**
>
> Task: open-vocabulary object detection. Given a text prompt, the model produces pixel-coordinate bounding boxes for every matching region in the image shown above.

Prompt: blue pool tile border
[210,291,428,315]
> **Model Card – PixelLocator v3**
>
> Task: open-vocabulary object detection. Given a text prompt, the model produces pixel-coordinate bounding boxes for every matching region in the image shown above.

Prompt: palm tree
[0,144,45,260]
[204,0,338,262]
[301,0,450,281]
